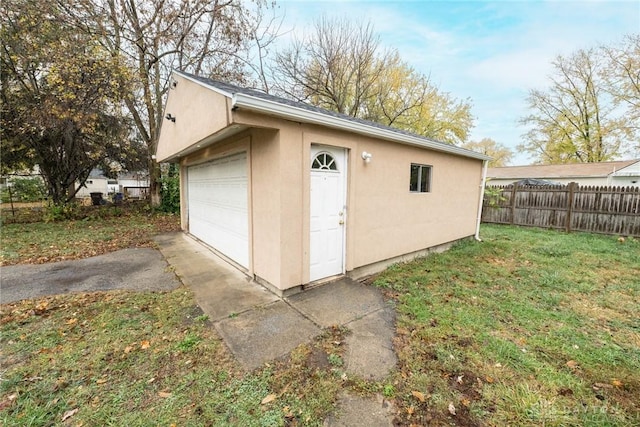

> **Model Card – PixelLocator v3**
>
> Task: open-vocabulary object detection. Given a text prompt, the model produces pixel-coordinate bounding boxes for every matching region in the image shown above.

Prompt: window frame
[409,163,432,193]
[311,152,339,171]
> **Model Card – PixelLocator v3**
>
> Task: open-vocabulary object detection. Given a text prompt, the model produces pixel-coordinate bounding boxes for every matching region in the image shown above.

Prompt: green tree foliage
[159,164,180,214]
[519,41,639,164]
[270,17,473,144]
[1,177,47,203]
[0,0,144,204]
[462,138,514,167]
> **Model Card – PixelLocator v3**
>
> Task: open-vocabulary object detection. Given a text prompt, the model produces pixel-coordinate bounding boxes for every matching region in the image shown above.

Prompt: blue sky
[274,0,640,165]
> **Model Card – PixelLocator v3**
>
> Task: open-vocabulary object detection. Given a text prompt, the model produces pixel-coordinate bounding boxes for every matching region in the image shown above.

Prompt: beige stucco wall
[249,128,284,288]
[231,112,483,289]
[299,124,482,272]
[156,75,231,162]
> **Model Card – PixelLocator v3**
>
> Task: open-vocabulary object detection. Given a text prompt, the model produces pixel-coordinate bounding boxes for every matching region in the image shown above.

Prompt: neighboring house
[75,169,149,198]
[156,71,490,296]
[75,169,115,197]
[488,160,640,187]
[118,172,150,199]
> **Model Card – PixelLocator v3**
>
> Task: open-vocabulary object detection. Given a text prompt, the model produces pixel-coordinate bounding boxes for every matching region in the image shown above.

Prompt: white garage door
[187,152,248,268]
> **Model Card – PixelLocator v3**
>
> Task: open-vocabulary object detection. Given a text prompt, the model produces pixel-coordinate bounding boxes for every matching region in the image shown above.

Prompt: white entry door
[310,145,347,282]
[187,152,249,268]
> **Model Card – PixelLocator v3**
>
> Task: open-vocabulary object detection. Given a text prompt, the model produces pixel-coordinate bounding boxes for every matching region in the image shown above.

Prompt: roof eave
[231,93,491,161]
[157,124,248,163]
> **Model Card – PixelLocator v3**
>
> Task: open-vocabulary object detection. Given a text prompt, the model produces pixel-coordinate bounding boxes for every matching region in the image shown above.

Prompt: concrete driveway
[0,248,180,304]
[1,233,398,425]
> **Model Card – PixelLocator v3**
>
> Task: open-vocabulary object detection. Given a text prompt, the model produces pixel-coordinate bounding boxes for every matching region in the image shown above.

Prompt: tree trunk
[149,159,161,206]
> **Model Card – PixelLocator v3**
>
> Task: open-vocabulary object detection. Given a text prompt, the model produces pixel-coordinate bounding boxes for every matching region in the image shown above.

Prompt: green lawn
[374,225,640,426]
[1,224,639,426]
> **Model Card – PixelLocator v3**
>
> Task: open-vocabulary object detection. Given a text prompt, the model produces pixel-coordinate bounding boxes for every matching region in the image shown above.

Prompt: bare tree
[272,16,390,116]
[270,16,474,144]
[62,0,273,204]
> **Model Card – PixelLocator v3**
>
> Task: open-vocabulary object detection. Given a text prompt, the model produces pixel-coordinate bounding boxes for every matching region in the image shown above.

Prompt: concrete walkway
[155,232,397,425]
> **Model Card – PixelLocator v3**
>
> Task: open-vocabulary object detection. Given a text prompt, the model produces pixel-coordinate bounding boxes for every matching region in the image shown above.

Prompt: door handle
[339,220,344,225]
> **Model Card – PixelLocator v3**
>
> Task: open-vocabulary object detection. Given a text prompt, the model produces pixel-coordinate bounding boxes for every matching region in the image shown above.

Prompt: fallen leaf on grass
[35,301,49,313]
[611,379,623,387]
[566,360,579,370]
[61,408,78,421]
[96,378,108,385]
[140,340,150,350]
[461,398,471,407]
[123,346,133,354]
[593,382,613,390]
[261,394,276,405]
[158,391,172,398]
[65,318,78,325]
[0,393,18,411]
[448,402,456,416]
[411,391,426,402]
[282,406,294,418]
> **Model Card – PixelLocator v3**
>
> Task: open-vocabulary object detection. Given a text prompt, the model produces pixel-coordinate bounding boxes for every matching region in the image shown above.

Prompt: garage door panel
[187,153,249,268]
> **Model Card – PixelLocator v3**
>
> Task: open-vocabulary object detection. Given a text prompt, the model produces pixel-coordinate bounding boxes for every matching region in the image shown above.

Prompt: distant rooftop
[488,160,639,179]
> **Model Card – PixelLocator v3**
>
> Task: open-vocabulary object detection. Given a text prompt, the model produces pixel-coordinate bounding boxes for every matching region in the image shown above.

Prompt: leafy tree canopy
[519,36,639,164]
[462,138,514,167]
[1,0,145,203]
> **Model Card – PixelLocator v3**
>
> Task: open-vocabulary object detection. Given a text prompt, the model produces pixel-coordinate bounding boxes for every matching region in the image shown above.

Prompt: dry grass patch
[0,209,180,266]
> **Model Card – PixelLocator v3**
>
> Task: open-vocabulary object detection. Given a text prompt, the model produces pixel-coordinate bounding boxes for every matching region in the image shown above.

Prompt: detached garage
[156,71,490,296]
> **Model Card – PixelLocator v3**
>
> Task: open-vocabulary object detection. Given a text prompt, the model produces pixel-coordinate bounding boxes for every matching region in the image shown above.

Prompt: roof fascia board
[157,124,248,163]
[172,70,234,98]
[232,93,491,161]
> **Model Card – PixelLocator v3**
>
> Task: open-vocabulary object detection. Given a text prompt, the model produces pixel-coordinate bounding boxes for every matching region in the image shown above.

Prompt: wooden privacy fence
[482,183,640,237]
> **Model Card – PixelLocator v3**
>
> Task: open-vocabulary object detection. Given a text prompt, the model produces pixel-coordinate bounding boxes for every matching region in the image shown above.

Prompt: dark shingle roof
[177,71,486,160]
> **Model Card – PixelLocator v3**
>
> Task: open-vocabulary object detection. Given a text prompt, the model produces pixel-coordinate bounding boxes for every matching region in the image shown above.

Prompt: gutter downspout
[475,160,489,241]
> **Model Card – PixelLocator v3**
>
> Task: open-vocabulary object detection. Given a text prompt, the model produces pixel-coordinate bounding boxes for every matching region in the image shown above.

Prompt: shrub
[43,202,81,222]
[2,177,47,202]
[159,164,180,213]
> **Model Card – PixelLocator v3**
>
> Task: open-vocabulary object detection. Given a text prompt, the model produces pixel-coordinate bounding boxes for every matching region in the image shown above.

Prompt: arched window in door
[311,152,338,171]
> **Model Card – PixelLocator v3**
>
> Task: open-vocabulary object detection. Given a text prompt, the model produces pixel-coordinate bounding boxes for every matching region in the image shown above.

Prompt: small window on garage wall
[410,164,432,193]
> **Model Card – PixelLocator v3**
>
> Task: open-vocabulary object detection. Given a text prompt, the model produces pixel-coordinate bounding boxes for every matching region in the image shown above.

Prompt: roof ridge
[172,70,488,161]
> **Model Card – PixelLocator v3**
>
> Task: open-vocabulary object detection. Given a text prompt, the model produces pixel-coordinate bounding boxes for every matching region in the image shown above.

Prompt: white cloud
[274,0,639,165]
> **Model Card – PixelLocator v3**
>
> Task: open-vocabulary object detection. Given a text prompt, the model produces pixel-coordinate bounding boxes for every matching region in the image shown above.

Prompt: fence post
[510,183,518,225]
[566,182,577,233]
